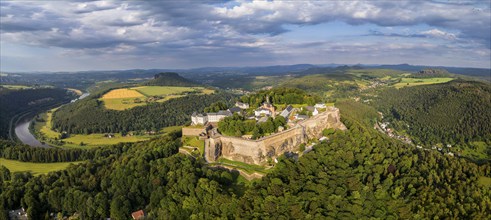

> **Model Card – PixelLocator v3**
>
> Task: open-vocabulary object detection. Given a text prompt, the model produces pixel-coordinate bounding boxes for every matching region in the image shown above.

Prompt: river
[14,92,89,147]
[14,119,50,148]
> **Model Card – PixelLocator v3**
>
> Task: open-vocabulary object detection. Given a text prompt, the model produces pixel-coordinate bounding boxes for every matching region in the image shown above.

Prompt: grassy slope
[0,85,32,90]
[393,77,454,88]
[133,86,196,96]
[99,98,147,110]
[0,158,81,176]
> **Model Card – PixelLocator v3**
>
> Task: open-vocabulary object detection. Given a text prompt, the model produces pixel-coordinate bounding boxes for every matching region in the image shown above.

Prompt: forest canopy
[375,80,491,146]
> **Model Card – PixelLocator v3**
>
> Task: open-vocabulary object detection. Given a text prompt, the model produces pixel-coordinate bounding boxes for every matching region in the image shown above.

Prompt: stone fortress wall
[205,107,346,165]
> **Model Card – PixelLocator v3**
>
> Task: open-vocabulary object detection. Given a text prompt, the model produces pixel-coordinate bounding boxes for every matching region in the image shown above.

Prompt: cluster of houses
[378,121,412,144]
[191,99,328,126]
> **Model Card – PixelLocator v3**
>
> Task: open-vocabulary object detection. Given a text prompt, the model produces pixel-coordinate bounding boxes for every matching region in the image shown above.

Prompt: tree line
[0,140,126,163]
[218,114,287,139]
[239,87,320,108]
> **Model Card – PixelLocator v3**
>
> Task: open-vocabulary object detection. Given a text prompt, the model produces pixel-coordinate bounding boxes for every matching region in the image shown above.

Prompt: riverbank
[12,92,89,148]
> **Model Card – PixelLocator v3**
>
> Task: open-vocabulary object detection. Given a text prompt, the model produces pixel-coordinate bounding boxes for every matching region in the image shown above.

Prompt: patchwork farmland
[100,86,214,110]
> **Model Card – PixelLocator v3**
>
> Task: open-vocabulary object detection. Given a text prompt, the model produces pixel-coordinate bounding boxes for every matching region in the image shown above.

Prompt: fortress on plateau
[183,106,346,165]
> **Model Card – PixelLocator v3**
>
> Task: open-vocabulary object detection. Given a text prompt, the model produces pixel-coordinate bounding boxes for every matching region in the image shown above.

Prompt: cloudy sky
[1,0,490,72]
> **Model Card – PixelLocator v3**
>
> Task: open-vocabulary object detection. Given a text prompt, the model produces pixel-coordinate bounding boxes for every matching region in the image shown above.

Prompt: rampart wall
[205,107,346,165]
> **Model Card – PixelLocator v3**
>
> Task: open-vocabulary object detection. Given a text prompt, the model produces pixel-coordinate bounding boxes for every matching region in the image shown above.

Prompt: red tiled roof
[132,210,145,219]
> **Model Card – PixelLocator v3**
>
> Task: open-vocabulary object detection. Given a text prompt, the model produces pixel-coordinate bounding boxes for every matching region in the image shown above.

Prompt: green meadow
[393,77,454,89]
[0,158,81,176]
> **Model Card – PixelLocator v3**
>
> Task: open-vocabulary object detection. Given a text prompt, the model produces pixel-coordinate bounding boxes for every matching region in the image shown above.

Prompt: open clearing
[0,158,81,176]
[478,176,491,187]
[100,86,214,110]
[393,78,454,89]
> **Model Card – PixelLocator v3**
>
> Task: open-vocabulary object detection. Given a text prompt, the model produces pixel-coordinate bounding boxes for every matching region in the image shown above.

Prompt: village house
[305,106,319,116]
[131,210,145,220]
[314,103,327,109]
[280,105,293,119]
[255,107,272,117]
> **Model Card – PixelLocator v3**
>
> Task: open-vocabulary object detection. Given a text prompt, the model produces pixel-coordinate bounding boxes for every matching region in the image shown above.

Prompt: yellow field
[100,86,215,110]
[101,88,145,99]
[0,158,81,176]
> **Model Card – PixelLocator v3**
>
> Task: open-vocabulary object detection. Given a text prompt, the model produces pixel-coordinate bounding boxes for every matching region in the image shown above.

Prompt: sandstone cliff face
[299,107,347,139]
[205,107,346,165]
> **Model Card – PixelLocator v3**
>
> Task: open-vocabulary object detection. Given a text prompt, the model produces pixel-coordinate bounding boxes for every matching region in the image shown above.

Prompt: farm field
[133,86,195,96]
[393,77,454,89]
[0,158,81,176]
[101,88,145,99]
[100,86,214,110]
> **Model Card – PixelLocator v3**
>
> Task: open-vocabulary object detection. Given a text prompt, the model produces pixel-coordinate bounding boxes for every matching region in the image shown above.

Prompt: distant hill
[144,72,200,87]
[368,64,490,80]
[188,64,315,74]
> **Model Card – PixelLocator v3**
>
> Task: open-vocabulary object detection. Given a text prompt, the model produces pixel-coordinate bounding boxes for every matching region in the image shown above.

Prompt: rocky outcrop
[205,107,346,165]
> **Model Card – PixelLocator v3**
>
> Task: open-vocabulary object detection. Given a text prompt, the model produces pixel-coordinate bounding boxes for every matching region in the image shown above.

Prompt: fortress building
[191,110,232,125]
[205,107,346,165]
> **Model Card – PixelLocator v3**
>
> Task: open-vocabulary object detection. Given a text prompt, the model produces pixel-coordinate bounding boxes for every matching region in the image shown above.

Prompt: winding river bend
[14,92,89,147]
[14,119,50,148]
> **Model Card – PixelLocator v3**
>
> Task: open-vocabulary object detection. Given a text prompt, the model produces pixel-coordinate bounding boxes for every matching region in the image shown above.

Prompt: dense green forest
[52,92,236,134]
[144,72,200,87]
[239,87,320,107]
[375,80,491,148]
[1,101,490,219]
[0,88,74,138]
[218,114,287,139]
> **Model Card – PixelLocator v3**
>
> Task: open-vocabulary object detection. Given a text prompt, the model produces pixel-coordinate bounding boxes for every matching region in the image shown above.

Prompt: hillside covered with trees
[51,92,236,134]
[375,80,491,150]
[144,72,200,87]
[0,88,74,138]
[1,101,490,219]
[239,87,320,107]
